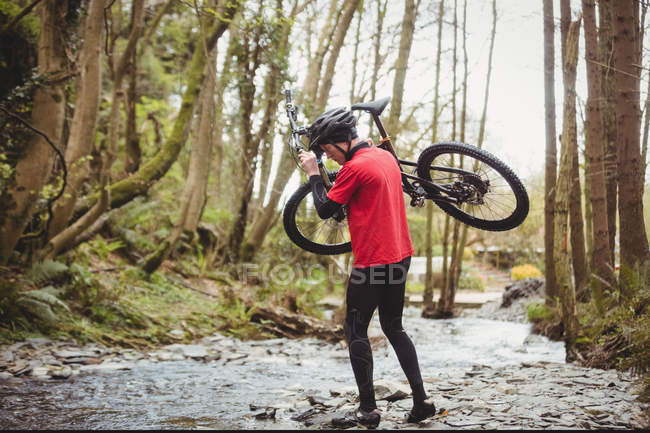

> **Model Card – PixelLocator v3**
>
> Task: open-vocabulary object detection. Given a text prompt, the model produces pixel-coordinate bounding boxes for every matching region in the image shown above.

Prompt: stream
[1,304,647,430]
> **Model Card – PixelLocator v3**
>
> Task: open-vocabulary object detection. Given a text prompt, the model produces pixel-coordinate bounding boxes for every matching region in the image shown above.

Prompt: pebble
[0,298,648,430]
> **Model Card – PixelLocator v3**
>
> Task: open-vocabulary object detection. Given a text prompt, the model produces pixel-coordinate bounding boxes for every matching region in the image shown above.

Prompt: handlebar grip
[284,89,291,103]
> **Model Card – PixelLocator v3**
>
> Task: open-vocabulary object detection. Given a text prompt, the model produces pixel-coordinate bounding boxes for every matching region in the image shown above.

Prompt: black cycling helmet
[308,107,358,154]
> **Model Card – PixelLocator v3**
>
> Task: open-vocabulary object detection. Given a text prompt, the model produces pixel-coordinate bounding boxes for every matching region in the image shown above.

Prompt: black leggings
[344,256,427,411]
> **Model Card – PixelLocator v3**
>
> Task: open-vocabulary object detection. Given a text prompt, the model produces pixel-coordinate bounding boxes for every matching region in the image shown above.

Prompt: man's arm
[309,175,343,219]
[299,150,343,219]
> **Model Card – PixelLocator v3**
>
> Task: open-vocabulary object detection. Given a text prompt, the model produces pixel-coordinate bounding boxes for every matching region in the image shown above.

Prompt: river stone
[54,366,74,379]
[154,351,185,361]
[53,349,102,359]
[167,329,185,339]
[164,344,208,359]
[81,361,133,372]
[1,350,15,363]
[30,366,50,378]
[374,378,410,401]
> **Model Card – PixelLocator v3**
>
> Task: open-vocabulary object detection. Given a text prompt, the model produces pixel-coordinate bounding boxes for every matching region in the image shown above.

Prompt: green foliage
[577,260,650,400]
[25,259,69,286]
[214,297,259,339]
[526,301,553,322]
[458,268,485,292]
[0,2,40,41]
[87,237,125,261]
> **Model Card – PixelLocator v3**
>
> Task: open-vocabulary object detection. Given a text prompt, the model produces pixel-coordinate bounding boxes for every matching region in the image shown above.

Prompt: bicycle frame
[283,89,480,207]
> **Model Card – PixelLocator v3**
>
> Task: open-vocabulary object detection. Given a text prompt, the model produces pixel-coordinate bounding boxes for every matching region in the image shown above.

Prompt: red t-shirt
[327,144,414,267]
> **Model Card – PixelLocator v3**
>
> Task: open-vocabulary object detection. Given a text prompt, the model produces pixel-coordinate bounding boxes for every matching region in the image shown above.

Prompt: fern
[25,260,69,286]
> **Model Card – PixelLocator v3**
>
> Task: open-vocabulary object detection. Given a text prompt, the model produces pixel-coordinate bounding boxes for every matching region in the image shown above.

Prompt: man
[298,107,436,428]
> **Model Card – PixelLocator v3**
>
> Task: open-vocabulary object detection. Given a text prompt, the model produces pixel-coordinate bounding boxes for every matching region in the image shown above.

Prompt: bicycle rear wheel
[283,171,352,255]
[416,142,529,231]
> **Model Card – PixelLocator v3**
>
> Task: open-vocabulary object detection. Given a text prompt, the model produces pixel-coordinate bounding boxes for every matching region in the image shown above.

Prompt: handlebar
[284,89,309,152]
[283,89,332,187]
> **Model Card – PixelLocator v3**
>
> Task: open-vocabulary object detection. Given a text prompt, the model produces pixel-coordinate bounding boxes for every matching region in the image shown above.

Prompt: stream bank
[1,295,648,430]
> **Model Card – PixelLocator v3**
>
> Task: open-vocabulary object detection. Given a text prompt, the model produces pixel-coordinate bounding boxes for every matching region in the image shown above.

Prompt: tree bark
[422,0,444,315]
[560,0,588,306]
[598,0,617,267]
[385,0,419,139]
[316,0,363,110]
[582,0,612,311]
[612,0,649,286]
[44,0,145,259]
[0,0,68,265]
[73,0,241,217]
[368,0,388,134]
[555,17,581,362]
[48,0,106,239]
[239,0,360,262]
[543,0,558,305]
[140,42,217,274]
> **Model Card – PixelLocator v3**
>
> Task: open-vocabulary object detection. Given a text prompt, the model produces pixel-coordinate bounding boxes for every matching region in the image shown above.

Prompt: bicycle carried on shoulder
[281,89,529,255]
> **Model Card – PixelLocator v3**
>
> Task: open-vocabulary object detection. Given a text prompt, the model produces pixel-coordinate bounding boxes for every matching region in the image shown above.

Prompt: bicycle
[281,89,529,255]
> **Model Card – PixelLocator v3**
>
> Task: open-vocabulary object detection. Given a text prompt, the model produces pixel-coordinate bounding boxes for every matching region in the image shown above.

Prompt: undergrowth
[0,234,335,348]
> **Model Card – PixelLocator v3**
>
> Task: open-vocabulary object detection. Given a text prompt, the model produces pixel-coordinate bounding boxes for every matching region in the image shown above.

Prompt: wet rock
[500,278,545,308]
[253,407,276,420]
[49,365,73,380]
[163,344,209,360]
[167,329,185,340]
[374,379,410,402]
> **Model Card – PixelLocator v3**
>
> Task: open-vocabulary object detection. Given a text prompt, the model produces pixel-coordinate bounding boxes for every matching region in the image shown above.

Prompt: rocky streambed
[1,289,648,430]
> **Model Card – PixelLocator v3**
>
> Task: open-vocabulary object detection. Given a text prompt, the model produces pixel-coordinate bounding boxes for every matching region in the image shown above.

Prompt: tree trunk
[582,0,613,312]
[612,0,649,287]
[368,0,388,134]
[385,0,419,139]
[440,0,461,317]
[569,127,587,295]
[140,45,217,274]
[123,48,141,174]
[598,0,617,267]
[316,0,363,110]
[448,0,471,300]
[560,0,588,305]
[48,0,106,239]
[555,17,581,362]
[239,0,361,262]
[422,0,444,316]
[72,0,240,218]
[543,0,558,305]
[0,0,68,265]
[349,3,363,103]
[44,0,145,258]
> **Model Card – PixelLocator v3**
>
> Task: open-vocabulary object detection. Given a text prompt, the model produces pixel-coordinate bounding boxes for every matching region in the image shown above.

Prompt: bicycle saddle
[351,97,390,117]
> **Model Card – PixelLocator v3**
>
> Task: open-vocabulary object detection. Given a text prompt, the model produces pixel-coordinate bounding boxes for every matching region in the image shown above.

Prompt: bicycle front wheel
[283,171,352,255]
[416,142,529,231]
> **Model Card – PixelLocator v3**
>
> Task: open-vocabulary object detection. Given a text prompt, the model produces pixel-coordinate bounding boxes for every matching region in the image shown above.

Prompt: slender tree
[582,0,612,311]
[543,0,558,306]
[611,0,649,289]
[422,0,444,315]
[0,0,69,265]
[48,0,107,239]
[555,17,581,362]
[73,0,241,217]
[385,0,420,139]
[598,0,617,266]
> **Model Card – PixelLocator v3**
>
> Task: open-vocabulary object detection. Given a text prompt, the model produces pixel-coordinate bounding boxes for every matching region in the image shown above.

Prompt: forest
[0,0,649,415]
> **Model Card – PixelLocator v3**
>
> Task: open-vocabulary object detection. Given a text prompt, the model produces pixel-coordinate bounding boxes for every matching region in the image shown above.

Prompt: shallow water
[0,307,566,430]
